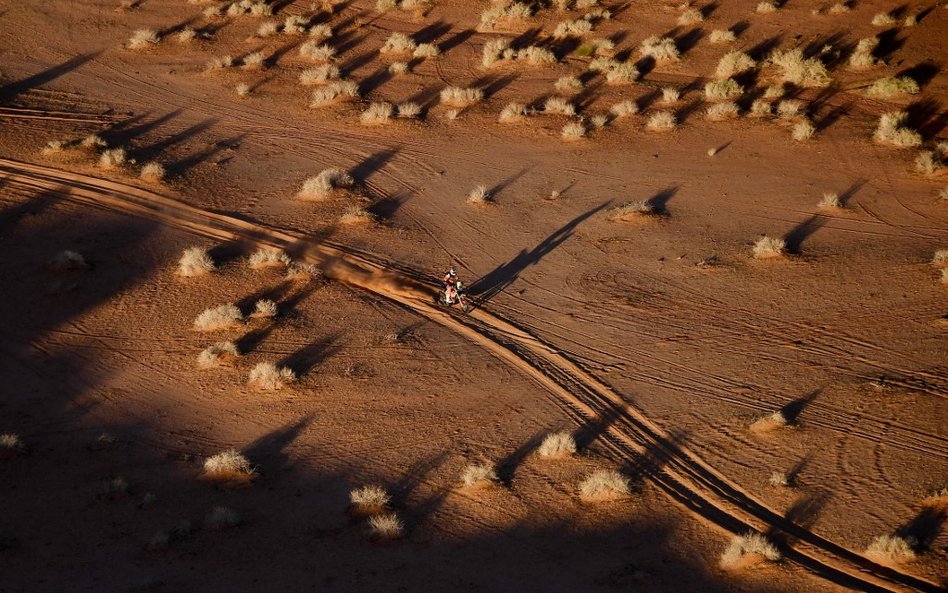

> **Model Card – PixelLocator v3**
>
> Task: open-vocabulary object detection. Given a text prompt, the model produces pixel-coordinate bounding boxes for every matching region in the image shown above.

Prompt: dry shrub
[249,247,291,269]
[197,341,239,368]
[253,299,278,318]
[298,168,354,200]
[777,99,803,118]
[99,148,127,169]
[517,46,556,65]
[750,100,773,117]
[285,262,320,281]
[874,112,922,148]
[205,506,241,530]
[678,7,703,24]
[128,29,160,49]
[756,1,777,13]
[82,134,107,149]
[764,84,786,99]
[248,362,296,390]
[828,2,849,13]
[818,192,841,209]
[639,36,679,62]
[42,139,73,154]
[349,485,390,516]
[439,86,483,107]
[866,76,919,97]
[299,41,335,62]
[241,51,265,70]
[140,161,165,181]
[467,185,491,205]
[47,250,89,271]
[706,102,739,121]
[538,431,576,458]
[256,21,279,37]
[381,32,416,54]
[610,100,638,118]
[368,513,404,539]
[300,64,340,85]
[0,433,25,459]
[871,12,896,26]
[589,114,609,128]
[866,535,916,563]
[202,449,256,483]
[720,531,781,567]
[308,24,333,41]
[283,15,309,34]
[661,87,680,103]
[849,37,878,69]
[552,19,593,38]
[752,236,786,259]
[481,2,534,32]
[339,206,374,225]
[360,102,394,125]
[177,246,215,277]
[609,201,658,220]
[388,61,409,75]
[461,463,498,488]
[792,120,815,141]
[915,151,943,176]
[194,304,243,331]
[768,472,789,487]
[397,102,421,118]
[604,62,639,84]
[206,55,234,70]
[715,51,756,78]
[646,111,676,131]
[769,49,831,87]
[543,97,575,116]
[579,469,630,500]
[750,411,788,432]
[413,43,440,58]
[931,249,948,267]
[499,102,532,122]
[555,76,582,92]
[482,38,513,67]
[705,78,743,100]
[561,121,586,140]
[710,29,736,44]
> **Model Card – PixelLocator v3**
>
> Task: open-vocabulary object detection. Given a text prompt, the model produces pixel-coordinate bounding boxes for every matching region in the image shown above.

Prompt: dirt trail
[0,158,941,593]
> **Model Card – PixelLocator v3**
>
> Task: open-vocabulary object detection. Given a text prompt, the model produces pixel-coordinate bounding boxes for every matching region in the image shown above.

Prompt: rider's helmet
[449,266,457,277]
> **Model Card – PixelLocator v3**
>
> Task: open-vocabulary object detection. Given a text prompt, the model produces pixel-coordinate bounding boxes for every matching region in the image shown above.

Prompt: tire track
[0,158,940,593]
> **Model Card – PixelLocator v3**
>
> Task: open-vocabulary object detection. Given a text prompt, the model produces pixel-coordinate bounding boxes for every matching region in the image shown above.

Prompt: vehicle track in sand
[0,158,941,593]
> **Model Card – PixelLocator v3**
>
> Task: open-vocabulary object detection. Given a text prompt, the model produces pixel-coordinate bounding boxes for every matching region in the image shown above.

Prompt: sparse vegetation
[866,76,919,97]
[769,472,789,487]
[368,513,404,539]
[299,64,340,85]
[756,2,777,14]
[874,112,922,148]
[299,41,335,62]
[750,100,773,117]
[646,111,677,131]
[236,81,251,96]
[604,61,639,84]
[197,341,239,368]
[381,32,416,54]
[777,99,803,118]
[769,49,831,87]
[397,102,421,118]
[554,76,583,93]
[253,299,278,318]
[610,100,638,118]
[202,449,256,482]
[710,29,736,44]
[538,431,576,457]
[705,78,743,101]
[249,247,291,269]
[413,43,440,58]
[792,120,816,141]
[388,61,409,75]
[499,102,532,122]
[350,485,390,516]
[561,121,586,140]
[639,36,679,62]
[339,206,374,225]
[439,86,483,107]
[98,148,127,169]
[298,168,354,200]
[721,531,781,566]
[715,51,756,78]
[194,304,243,331]
[241,51,264,70]
[177,246,215,277]
[127,29,160,49]
[819,192,841,209]
[206,55,234,70]
[707,102,739,121]
[140,161,165,181]
[609,201,658,220]
[248,362,296,390]
[871,12,896,26]
[461,462,498,487]
[849,37,878,69]
[361,102,394,125]
[544,97,576,116]
[661,87,680,104]
[0,433,25,458]
[552,18,593,38]
[751,411,789,432]
[579,469,630,500]
[866,535,916,563]
[752,237,786,259]
[310,81,360,106]
[678,7,703,24]
[467,184,491,204]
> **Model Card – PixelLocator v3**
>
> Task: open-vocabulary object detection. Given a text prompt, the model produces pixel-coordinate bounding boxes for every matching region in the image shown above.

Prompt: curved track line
[0,158,940,593]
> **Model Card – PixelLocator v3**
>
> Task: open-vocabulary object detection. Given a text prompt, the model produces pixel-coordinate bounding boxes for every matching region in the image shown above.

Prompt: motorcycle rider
[443,266,460,304]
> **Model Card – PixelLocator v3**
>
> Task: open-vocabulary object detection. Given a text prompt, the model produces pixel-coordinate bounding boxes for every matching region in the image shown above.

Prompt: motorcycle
[437,280,471,313]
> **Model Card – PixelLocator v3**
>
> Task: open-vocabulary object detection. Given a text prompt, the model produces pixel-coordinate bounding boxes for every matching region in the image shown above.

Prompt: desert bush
[177,246,215,277]
[867,76,919,97]
[769,49,831,87]
[849,37,878,69]
[299,41,335,62]
[931,249,948,266]
[646,111,676,131]
[98,148,127,169]
[871,12,896,26]
[235,82,250,98]
[874,112,922,147]
[819,192,841,209]
[361,102,394,125]
[467,185,491,204]
[285,262,320,281]
[205,506,241,529]
[756,2,777,13]
[194,304,243,331]
[579,469,630,500]
[792,120,815,141]
[764,84,786,99]
[915,152,941,175]
[282,15,309,34]
[177,28,198,43]
[661,87,680,104]
[203,449,256,481]
[588,56,618,72]
[517,46,557,65]
[705,78,743,100]
[482,38,513,67]
[768,472,789,487]
[42,139,74,154]
[538,431,576,457]
[584,8,611,21]
[544,97,575,116]
[128,29,160,49]
[752,237,786,259]
[610,100,638,117]
[206,55,234,70]
[574,38,614,57]
[776,99,803,118]
[0,433,25,458]
[381,32,417,54]
[397,102,421,118]
[307,23,332,40]
[828,2,849,13]
[561,121,586,139]
[461,462,498,487]
[553,19,593,38]
[413,43,440,58]
[706,101,739,121]
[440,86,483,107]
[590,114,609,128]
[609,201,658,220]
[241,51,265,70]
[499,102,532,122]
[249,247,291,269]
[720,531,781,566]
[678,7,703,24]
[866,535,916,563]
[256,21,280,37]
[139,160,166,182]
[481,3,534,31]
[254,299,278,318]
[298,168,354,200]
[555,76,583,92]
[310,80,360,106]
[197,341,239,368]
[750,100,773,117]
[715,51,756,78]
[248,362,296,390]
[350,485,390,515]
[47,250,89,271]
[81,134,108,149]
[368,513,404,539]
[299,64,340,85]
[639,36,679,62]
[339,206,374,225]
[605,61,639,84]
[377,0,397,11]
[710,29,736,44]
[444,109,460,120]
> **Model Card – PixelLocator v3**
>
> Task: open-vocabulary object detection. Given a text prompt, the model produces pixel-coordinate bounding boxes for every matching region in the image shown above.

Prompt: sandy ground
[0,0,946,591]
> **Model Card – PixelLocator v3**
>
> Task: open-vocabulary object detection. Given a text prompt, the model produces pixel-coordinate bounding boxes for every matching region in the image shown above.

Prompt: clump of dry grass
[609,201,659,220]
[849,37,878,70]
[705,78,743,101]
[82,134,108,148]
[413,43,440,58]
[381,32,417,54]
[368,513,404,540]
[499,102,532,122]
[792,119,816,141]
[241,52,265,70]
[256,21,280,37]
[299,41,335,62]
[639,36,679,62]
[931,249,948,267]
[579,469,630,500]
[706,101,739,121]
[41,139,75,154]
[202,449,256,483]
[710,29,736,44]
[661,87,680,104]
[282,15,309,34]
[285,262,321,281]
[47,250,89,271]
[397,102,421,119]
[310,80,360,106]
[555,76,583,93]
[480,2,535,32]
[538,431,576,458]
[543,97,575,116]
[750,100,773,117]
[0,433,26,459]
[768,471,790,487]
[915,150,943,176]
[756,1,778,14]
[339,206,374,225]
[299,64,340,85]
[776,99,803,119]
[517,46,557,65]
[720,531,781,567]
[818,192,841,209]
[769,49,831,87]
[308,23,333,41]
[461,462,498,488]
[298,168,354,200]
[467,184,492,205]
[828,2,850,14]
[866,76,919,97]
[604,61,639,84]
[253,299,278,318]
[177,246,215,277]
[194,304,243,331]
[249,247,291,269]
[752,236,786,259]
[99,147,127,169]
[552,18,593,38]
[235,82,251,97]
[248,362,296,390]
[610,100,638,118]
[481,38,513,67]
[646,111,676,131]
[349,485,390,516]
[140,161,165,181]
[750,410,788,432]
[206,55,234,71]
[678,7,703,24]
[871,12,896,26]
[439,86,483,107]
[866,535,916,563]
[874,112,922,148]
[715,51,756,78]
[360,102,394,125]
[197,341,239,368]
[561,121,586,140]
[388,61,409,75]
[127,29,160,49]
[205,506,241,530]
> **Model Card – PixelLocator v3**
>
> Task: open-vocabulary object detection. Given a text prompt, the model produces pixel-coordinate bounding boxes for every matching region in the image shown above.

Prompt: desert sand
[0,0,946,591]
